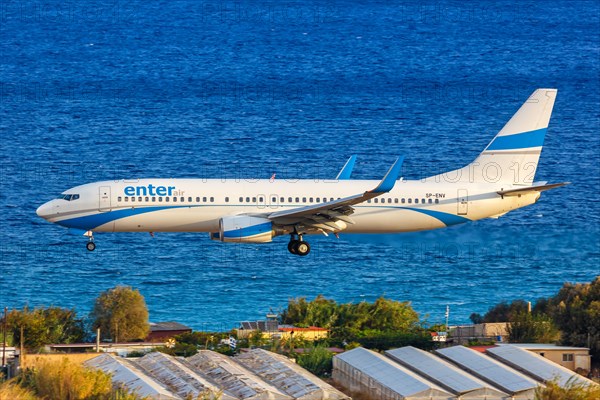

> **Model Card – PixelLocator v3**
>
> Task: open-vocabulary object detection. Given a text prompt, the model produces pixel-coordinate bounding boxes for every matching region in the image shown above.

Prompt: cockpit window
[57,194,80,201]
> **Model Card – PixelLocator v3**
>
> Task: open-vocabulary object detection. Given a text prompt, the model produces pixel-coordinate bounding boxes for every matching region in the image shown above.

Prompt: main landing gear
[288,234,310,256]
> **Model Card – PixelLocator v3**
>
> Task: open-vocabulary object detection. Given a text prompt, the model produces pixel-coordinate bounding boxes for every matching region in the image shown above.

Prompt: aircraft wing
[336,155,357,180]
[267,157,404,233]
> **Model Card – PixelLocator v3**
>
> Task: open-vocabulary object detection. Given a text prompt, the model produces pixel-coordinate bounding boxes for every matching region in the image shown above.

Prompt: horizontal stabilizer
[497,182,570,197]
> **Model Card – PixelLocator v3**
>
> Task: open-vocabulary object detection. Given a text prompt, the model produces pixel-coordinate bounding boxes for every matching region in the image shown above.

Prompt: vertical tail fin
[432,89,557,185]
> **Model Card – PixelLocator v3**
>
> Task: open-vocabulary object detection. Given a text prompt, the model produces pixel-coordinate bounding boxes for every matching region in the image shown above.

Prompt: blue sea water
[1,0,599,331]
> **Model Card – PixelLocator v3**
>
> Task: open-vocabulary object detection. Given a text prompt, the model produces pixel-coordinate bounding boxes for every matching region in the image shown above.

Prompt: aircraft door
[99,186,111,212]
[457,189,468,215]
[257,194,266,209]
[269,194,279,209]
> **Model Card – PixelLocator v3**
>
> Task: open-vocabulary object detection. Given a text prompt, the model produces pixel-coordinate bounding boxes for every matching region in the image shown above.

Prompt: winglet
[336,155,357,180]
[335,154,356,181]
[370,156,404,194]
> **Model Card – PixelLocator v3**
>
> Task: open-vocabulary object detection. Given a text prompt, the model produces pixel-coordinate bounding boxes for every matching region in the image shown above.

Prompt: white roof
[487,345,596,387]
[186,350,292,400]
[509,343,590,351]
[84,354,179,399]
[335,347,453,399]
[436,345,539,395]
[134,352,236,400]
[386,347,507,398]
[235,348,349,399]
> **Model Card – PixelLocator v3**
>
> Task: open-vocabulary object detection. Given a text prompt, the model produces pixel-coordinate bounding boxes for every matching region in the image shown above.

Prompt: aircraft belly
[347,208,446,233]
[112,207,218,232]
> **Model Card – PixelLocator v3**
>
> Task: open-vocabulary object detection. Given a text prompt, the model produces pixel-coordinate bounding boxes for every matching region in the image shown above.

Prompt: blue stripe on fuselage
[56,206,190,230]
[403,207,470,226]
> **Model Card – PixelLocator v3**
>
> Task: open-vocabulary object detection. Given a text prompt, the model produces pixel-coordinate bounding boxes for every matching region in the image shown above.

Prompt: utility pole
[20,326,24,367]
[445,305,450,332]
[2,307,7,368]
[96,328,100,353]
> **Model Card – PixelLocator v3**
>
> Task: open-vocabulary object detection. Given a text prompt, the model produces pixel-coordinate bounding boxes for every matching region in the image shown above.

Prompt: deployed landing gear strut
[86,233,96,251]
[288,234,310,256]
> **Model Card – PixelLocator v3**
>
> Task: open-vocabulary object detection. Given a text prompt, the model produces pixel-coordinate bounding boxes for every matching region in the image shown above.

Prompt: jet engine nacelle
[211,216,274,243]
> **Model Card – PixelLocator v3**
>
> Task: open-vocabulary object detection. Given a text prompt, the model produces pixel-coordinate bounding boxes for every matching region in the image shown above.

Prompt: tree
[5,306,86,352]
[482,300,530,322]
[540,277,600,358]
[297,345,334,377]
[507,311,560,343]
[90,286,149,342]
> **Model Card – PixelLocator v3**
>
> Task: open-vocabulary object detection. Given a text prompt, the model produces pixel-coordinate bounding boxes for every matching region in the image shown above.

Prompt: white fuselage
[36,178,539,235]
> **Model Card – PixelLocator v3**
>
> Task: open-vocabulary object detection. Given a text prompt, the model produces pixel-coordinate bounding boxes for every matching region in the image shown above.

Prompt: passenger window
[414,198,418,204]
[331,198,335,202]
[210,197,214,202]
[367,199,371,203]
[225,197,229,202]
[246,197,250,202]
[388,198,392,203]
[252,197,256,203]
[394,198,398,204]
[196,197,200,202]
[145,197,149,202]
[316,197,320,202]
[152,197,156,202]
[408,198,412,204]
[165,197,170,202]
[173,197,178,202]
[188,197,192,202]
[288,197,293,202]
[203,197,207,202]
[124,197,129,202]
[118,196,122,202]
[295,197,300,203]
[435,199,439,204]
[158,197,163,202]
[428,198,433,204]
[374,198,378,203]
[302,197,306,203]
[136,197,140,202]
[422,198,425,204]
[280,197,284,202]
[309,197,313,203]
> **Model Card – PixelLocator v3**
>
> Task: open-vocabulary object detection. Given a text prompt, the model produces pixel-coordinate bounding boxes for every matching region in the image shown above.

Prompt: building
[449,323,509,344]
[486,345,595,387]
[146,321,192,342]
[333,345,598,400]
[235,348,350,399]
[237,314,329,341]
[333,347,453,400]
[506,343,592,373]
[86,350,347,400]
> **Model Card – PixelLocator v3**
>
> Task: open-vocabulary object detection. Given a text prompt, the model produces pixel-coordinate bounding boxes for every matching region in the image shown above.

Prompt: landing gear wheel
[86,242,96,251]
[288,240,299,254]
[294,241,310,256]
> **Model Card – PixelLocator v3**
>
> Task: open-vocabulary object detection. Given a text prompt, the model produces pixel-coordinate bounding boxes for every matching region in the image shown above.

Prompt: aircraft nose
[36,201,53,219]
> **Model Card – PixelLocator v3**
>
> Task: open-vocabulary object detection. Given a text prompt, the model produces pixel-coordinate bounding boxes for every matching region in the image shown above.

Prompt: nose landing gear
[288,234,310,256]
[85,232,96,251]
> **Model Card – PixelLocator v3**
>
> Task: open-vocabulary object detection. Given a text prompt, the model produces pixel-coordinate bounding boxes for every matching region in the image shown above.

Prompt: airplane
[36,89,568,256]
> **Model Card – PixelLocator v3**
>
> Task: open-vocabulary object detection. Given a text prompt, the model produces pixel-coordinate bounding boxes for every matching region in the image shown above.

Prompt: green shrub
[534,377,600,400]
